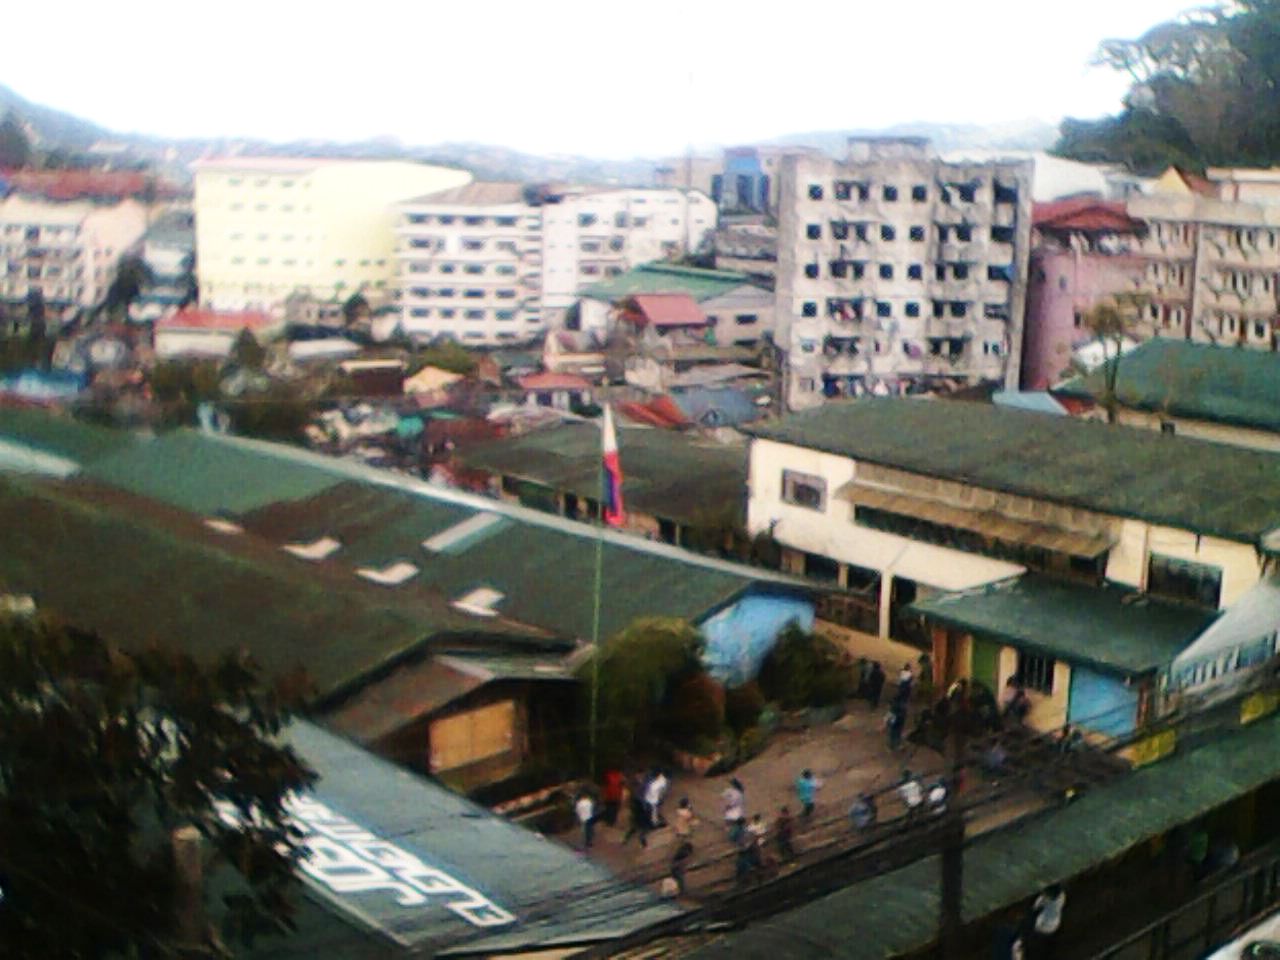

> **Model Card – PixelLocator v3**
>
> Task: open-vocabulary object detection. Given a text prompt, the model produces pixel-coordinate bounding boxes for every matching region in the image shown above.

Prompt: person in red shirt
[601,769,624,827]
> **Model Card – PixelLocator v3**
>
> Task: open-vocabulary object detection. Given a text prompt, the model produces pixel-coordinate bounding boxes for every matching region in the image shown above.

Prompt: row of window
[805,297,1010,320]
[405,214,523,228]
[407,307,521,321]
[224,203,308,213]
[806,222,1015,244]
[404,286,519,299]
[808,180,1019,205]
[404,262,519,277]
[807,261,987,282]
[1216,313,1272,340]
[1,224,82,239]
[224,177,303,188]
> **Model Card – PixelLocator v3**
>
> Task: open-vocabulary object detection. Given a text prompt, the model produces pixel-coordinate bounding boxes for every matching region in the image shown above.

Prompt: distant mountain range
[0,82,1060,187]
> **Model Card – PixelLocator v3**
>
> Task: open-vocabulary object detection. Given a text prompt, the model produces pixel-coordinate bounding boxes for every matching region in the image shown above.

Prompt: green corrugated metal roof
[241,482,766,643]
[910,575,1218,675]
[0,477,530,700]
[82,430,342,514]
[694,711,1280,959]
[0,407,138,465]
[580,263,757,303]
[1056,339,1280,434]
[456,422,748,526]
[746,398,1280,543]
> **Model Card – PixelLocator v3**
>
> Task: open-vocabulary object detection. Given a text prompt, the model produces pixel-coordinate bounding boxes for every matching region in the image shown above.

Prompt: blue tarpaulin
[700,592,816,686]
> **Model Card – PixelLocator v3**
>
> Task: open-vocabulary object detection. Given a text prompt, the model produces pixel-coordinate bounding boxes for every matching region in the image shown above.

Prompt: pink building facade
[1020,201,1146,390]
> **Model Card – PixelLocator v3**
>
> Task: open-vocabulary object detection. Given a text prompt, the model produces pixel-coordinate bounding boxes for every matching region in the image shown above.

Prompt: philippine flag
[601,404,625,527]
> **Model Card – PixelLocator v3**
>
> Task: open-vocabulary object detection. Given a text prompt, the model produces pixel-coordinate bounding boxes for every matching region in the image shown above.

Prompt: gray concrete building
[775,137,1033,410]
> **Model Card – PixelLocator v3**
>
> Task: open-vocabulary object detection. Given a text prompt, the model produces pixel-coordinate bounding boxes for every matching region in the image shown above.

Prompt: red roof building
[0,169,182,203]
[1032,198,1145,236]
[621,293,707,328]
[156,308,277,332]
[515,372,592,392]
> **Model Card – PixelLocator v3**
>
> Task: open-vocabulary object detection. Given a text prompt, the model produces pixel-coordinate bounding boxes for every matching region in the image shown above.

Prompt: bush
[664,673,725,747]
[724,681,766,736]
[759,623,848,709]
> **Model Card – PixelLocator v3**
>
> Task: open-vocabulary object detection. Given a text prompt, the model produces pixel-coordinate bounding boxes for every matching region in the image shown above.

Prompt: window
[908,264,923,280]
[876,301,891,318]
[909,225,925,242]
[495,264,516,275]
[936,264,947,282]
[735,313,758,326]
[805,263,819,279]
[782,470,827,511]
[1018,652,1055,694]
[831,261,848,279]
[464,264,484,275]
[465,309,485,320]
[440,308,456,318]
[496,216,518,227]
[905,302,920,318]
[832,222,849,241]
[911,185,927,202]
[883,185,898,202]
[835,182,852,201]
[950,301,968,318]
[1147,554,1222,608]
[954,264,969,280]
[496,289,517,299]
[463,239,485,251]
[808,184,824,200]
[881,225,896,242]
[578,213,598,228]
[879,264,893,280]
[440,264,456,274]
[496,310,515,320]
[956,225,972,242]
[806,224,821,240]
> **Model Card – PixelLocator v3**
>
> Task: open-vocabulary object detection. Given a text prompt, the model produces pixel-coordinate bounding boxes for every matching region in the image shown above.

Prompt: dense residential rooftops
[910,575,1218,676]
[1032,197,1144,234]
[692,710,1280,960]
[156,308,277,332]
[624,293,708,327]
[1055,338,1280,434]
[746,398,1280,543]
[515,371,592,391]
[579,262,759,303]
[245,721,676,958]
[456,421,748,526]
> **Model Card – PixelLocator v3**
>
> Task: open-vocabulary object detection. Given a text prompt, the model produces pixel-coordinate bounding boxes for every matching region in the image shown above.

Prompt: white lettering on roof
[421,512,504,553]
[451,587,504,618]
[356,561,419,586]
[283,536,341,560]
[217,796,516,930]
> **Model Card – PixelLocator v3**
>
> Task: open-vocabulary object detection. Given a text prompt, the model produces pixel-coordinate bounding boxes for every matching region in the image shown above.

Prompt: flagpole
[589,503,604,780]
[591,404,623,782]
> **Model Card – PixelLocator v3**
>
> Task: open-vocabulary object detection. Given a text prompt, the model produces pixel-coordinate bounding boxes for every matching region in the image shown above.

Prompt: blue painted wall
[1068,665,1139,738]
[700,591,816,687]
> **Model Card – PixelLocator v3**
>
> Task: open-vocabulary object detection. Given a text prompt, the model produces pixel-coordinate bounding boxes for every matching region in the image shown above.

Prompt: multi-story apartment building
[711,145,824,218]
[1129,185,1280,350]
[193,158,471,314]
[775,137,1033,410]
[0,195,149,325]
[394,183,715,345]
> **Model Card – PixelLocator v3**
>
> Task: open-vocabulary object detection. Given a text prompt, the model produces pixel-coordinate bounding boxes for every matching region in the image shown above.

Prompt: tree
[0,615,316,958]
[576,617,705,768]
[104,254,153,318]
[1082,292,1146,424]
[230,327,267,370]
[342,293,370,326]
[0,114,31,169]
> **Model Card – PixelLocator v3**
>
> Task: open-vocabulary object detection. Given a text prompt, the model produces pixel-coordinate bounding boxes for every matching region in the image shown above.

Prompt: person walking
[1029,884,1065,959]
[601,769,624,827]
[673,797,697,846]
[866,661,886,709]
[899,770,924,819]
[885,701,906,751]
[722,778,745,841]
[575,792,596,850]
[849,793,877,831]
[644,768,670,828]
[895,662,914,706]
[670,839,694,896]
[795,768,822,818]
[622,777,651,848]
[775,805,796,860]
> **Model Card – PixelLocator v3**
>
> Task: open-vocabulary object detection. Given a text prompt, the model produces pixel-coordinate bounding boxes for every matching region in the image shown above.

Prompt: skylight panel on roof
[421,512,508,554]
[451,587,505,618]
[356,562,419,586]
[203,518,244,535]
[283,536,341,561]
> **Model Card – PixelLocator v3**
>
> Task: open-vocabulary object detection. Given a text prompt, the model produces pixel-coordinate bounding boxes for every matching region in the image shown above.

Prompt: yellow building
[194,157,471,314]
[746,397,1280,736]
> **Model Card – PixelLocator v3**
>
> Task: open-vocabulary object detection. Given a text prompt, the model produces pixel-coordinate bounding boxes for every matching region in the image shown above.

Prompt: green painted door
[970,636,1000,696]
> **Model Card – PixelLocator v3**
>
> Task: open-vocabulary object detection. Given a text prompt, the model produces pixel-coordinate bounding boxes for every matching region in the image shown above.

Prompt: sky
[5,0,1195,159]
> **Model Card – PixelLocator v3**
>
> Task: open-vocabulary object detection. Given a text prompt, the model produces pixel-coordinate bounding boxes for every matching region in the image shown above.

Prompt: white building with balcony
[776,138,1033,410]
[0,195,149,325]
[394,183,716,345]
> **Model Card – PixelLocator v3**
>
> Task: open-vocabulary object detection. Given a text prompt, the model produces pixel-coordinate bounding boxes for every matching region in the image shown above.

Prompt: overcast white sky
[5,0,1193,159]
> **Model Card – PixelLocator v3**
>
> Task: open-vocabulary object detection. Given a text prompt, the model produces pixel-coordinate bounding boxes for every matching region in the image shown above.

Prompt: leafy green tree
[0,115,31,168]
[0,615,316,958]
[342,293,370,326]
[1082,292,1147,424]
[408,340,478,376]
[230,327,267,370]
[757,623,849,709]
[104,254,153,317]
[577,617,705,768]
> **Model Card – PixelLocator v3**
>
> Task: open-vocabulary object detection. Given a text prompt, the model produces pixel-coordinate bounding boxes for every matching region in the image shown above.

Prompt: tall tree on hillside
[0,615,316,959]
[103,254,153,319]
[0,114,31,169]
[1082,292,1147,424]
